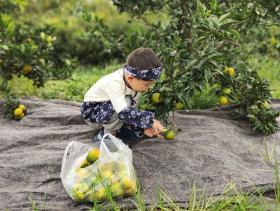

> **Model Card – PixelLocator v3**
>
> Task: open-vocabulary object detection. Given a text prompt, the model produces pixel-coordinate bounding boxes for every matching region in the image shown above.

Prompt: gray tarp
[0,98,279,210]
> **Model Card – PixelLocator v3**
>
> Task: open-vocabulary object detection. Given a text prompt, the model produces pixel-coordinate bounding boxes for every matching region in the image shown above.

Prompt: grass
[247,54,280,98]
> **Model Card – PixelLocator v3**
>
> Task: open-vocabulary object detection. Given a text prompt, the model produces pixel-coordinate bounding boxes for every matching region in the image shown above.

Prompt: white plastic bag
[60,134,137,203]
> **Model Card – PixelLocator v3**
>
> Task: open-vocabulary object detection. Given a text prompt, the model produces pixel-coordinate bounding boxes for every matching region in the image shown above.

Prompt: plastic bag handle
[100,133,124,158]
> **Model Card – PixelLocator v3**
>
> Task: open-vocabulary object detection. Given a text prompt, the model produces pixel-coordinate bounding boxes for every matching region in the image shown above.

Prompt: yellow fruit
[18,104,26,112]
[15,113,25,120]
[175,101,184,110]
[14,108,24,117]
[121,178,137,196]
[71,183,90,201]
[101,170,113,180]
[87,148,99,163]
[86,192,96,202]
[164,130,175,140]
[121,178,136,190]
[224,67,235,77]
[22,64,32,74]
[222,88,232,95]
[79,159,90,168]
[96,187,106,201]
[111,183,124,197]
[218,96,229,106]
[151,92,162,104]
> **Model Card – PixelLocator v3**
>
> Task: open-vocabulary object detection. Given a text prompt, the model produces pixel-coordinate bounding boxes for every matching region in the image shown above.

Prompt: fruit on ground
[22,64,32,74]
[87,147,99,163]
[218,96,229,106]
[151,92,162,104]
[18,104,26,112]
[164,130,175,140]
[222,88,232,95]
[14,108,24,117]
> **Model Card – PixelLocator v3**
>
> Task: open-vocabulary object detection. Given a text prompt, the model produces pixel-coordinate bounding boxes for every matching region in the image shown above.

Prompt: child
[80,47,165,144]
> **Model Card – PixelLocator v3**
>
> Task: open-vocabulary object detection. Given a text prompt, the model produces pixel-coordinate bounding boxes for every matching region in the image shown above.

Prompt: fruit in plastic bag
[71,183,90,201]
[87,147,99,163]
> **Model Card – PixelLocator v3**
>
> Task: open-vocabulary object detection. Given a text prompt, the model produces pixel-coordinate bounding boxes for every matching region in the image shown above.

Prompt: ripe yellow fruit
[22,64,32,74]
[224,67,235,77]
[121,177,136,189]
[151,92,162,104]
[96,187,106,201]
[79,159,90,168]
[175,101,184,110]
[218,96,229,106]
[87,148,99,163]
[18,104,26,112]
[14,108,24,117]
[71,183,90,201]
[121,178,137,196]
[101,170,113,180]
[111,183,124,197]
[222,88,232,95]
[15,113,25,120]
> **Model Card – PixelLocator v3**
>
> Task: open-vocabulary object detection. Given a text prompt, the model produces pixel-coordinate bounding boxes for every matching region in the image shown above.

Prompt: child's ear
[127,75,134,82]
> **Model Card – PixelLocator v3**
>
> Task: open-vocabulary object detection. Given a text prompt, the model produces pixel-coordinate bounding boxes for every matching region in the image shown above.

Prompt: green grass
[247,54,280,98]
[0,62,121,101]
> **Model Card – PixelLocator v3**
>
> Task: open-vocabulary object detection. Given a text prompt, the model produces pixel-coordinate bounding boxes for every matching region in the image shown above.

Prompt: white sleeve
[103,80,128,113]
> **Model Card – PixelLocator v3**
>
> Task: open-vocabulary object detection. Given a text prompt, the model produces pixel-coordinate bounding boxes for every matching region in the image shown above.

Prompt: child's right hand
[152,119,165,137]
[143,119,165,138]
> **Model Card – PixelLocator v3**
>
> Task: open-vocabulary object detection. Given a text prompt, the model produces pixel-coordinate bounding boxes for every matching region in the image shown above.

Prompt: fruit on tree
[218,96,229,106]
[151,92,162,104]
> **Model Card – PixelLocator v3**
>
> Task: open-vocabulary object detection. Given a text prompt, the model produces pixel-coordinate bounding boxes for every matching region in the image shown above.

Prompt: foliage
[112,0,280,134]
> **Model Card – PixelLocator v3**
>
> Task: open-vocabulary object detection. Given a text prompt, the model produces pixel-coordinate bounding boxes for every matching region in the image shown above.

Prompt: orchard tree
[112,0,280,134]
[0,0,73,120]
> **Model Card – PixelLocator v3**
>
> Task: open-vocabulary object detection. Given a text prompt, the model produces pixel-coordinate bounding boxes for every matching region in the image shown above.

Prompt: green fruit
[163,130,175,140]
[222,88,232,95]
[151,92,162,104]
[248,105,259,115]
[111,183,124,197]
[79,159,90,168]
[260,101,270,110]
[218,96,229,106]
[175,102,184,110]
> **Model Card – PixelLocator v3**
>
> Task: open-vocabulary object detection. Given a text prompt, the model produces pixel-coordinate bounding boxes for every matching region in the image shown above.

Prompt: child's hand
[152,119,165,137]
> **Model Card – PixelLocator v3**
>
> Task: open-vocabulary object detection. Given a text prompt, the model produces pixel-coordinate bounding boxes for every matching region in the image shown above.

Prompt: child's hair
[126,47,162,71]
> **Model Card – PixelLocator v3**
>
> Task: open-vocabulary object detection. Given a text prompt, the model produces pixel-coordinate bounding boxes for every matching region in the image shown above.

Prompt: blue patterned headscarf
[123,64,162,81]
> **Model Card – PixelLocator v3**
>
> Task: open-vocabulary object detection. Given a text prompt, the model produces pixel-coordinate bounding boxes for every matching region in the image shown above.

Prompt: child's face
[126,75,155,92]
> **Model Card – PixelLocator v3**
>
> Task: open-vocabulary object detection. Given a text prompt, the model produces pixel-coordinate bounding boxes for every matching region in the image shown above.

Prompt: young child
[80,47,165,144]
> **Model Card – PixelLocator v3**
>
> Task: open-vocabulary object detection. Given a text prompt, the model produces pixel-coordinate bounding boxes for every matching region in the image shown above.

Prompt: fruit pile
[13,104,26,120]
[71,147,137,202]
